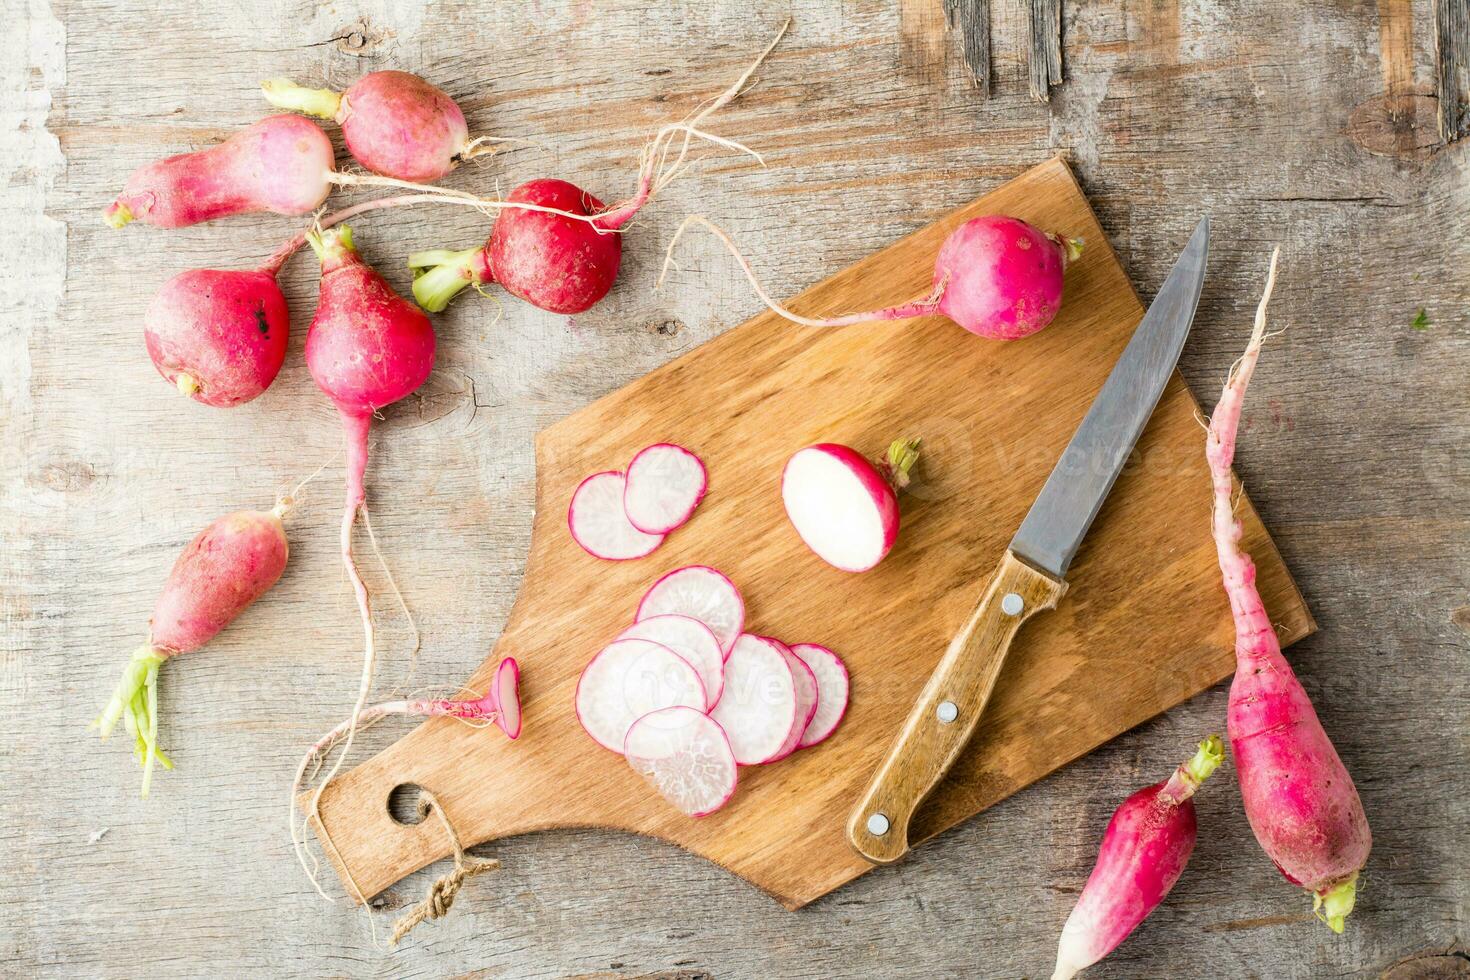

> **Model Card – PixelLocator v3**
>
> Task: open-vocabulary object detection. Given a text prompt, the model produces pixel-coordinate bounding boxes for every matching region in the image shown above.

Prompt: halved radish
[624,706,738,818]
[709,634,797,765]
[624,443,707,535]
[636,565,744,656]
[576,638,705,751]
[781,440,920,573]
[618,614,726,710]
[764,638,819,763]
[569,471,664,560]
[791,643,849,748]
[490,656,522,740]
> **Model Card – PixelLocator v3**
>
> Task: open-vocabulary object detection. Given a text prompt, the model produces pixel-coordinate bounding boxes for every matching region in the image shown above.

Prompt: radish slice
[624,706,738,817]
[576,638,705,751]
[709,634,797,765]
[782,444,899,572]
[569,471,664,560]
[623,443,707,535]
[763,638,819,763]
[636,565,744,656]
[618,614,726,710]
[791,643,849,748]
[490,657,522,739]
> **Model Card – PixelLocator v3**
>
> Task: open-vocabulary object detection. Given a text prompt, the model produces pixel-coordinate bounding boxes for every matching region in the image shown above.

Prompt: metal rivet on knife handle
[1001,592,1024,616]
[936,701,959,724]
[866,812,890,836]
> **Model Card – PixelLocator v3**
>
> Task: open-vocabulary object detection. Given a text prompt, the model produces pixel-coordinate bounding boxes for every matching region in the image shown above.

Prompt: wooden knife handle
[847,549,1067,864]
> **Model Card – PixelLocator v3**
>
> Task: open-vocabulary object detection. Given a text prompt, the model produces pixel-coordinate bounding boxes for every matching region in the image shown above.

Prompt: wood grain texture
[1027,0,1064,102]
[944,0,993,96]
[3,0,1468,977]
[1436,0,1470,139]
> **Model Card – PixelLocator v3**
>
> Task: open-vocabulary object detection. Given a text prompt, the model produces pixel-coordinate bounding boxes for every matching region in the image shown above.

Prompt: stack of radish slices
[575,565,849,817]
[568,444,707,559]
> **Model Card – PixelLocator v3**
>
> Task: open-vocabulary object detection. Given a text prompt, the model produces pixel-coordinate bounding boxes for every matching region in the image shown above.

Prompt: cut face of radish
[623,443,707,535]
[791,643,849,748]
[624,706,738,817]
[491,657,522,739]
[636,565,744,655]
[763,638,819,762]
[618,614,726,710]
[782,444,898,572]
[576,638,705,751]
[709,634,797,765]
[569,470,664,560]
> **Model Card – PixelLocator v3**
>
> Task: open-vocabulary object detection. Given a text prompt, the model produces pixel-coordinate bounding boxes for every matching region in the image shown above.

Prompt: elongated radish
[661,214,1083,340]
[1052,736,1225,980]
[105,115,336,229]
[569,470,665,560]
[263,71,487,182]
[623,443,707,535]
[1207,250,1371,932]
[636,565,745,656]
[709,634,797,765]
[625,706,738,817]
[763,637,818,763]
[576,638,706,752]
[618,614,726,709]
[93,499,291,795]
[790,643,849,748]
[783,439,921,572]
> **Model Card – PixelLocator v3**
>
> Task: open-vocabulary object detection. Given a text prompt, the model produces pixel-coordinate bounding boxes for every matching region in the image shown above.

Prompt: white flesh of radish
[569,471,664,560]
[636,565,744,655]
[623,444,707,535]
[576,638,705,751]
[618,614,726,710]
[791,643,849,748]
[624,706,738,817]
[765,639,818,762]
[492,657,522,739]
[783,448,888,572]
[709,634,797,765]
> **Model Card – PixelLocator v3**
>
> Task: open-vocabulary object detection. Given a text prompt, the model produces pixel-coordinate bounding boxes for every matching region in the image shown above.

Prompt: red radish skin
[661,214,1083,340]
[636,565,745,656]
[624,706,738,818]
[623,443,707,535]
[764,637,818,763]
[782,439,920,573]
[94,502,290,795]
[490,656,523,739]
[1052,737,1225,980]
[262,71,478,183]
[1207,250,1371,933]
[709,634,798,765]
[790,643,849,748]
[104,115,335,229]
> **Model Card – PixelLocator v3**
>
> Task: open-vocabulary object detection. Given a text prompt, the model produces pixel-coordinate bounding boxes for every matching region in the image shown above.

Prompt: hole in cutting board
[386,782,426,825]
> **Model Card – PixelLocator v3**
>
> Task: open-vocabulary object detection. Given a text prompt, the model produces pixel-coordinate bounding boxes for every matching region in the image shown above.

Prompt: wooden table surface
[2,1,1466,977]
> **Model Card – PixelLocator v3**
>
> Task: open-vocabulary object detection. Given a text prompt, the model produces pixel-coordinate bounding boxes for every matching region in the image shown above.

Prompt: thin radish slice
[764,638,818,763]
[782,444,900,572]
[791,643,849,748]
[623,443,707,535]
[576,638,705,752]
[709,634,797,765]
[569,471,665,560]
[636,565,744,656]
[624,706,738,817]
[491,657,522,740]
[618,614,726,710]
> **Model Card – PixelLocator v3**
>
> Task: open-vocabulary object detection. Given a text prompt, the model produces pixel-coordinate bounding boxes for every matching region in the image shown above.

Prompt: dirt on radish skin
[636,565,745,656]
[782,439,920,572]
[105,115,335,229]
[624,706,738,817]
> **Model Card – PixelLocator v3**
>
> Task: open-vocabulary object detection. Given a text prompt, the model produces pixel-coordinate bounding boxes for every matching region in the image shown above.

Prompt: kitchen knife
[847,217,1211,865]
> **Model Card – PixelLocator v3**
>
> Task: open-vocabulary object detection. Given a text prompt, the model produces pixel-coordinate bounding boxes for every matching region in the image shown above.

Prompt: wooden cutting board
[309,157,1313,909]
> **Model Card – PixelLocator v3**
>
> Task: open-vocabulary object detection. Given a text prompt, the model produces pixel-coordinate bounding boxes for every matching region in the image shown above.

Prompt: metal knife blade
[1010,217,1210,579]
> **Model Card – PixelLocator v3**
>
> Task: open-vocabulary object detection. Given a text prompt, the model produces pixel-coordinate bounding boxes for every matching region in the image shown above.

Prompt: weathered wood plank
[1436,0,1470,139]
[1027,0,1063,102]
[945,0,992,96]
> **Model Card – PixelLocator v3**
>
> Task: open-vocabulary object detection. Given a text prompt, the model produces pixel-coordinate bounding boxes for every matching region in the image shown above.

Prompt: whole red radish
[1052,736,1224,979]
[262,71,476,183]
[104,114,335,229]
[782,439,921,572]
[94,502,291,795]
[1207,250,1371,932]
[662,214,1083,340]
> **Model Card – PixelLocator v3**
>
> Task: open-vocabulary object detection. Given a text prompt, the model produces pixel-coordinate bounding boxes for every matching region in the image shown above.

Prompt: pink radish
[489,655,523,739]
[576,638,705,752]
[709,634,797,765]
[790,643,849,748]
[661,214,1083,340]
[262,71,488,183]
[623,443,707,535]
[618,614,725,709]
[636,565,745,656]
[1052,736,1225,980]
[763,637,818,763]
[94,499,291,795]
[625,706,738,818]
[569,470,665,560]
[782,439,921,572]
[1207,250,1371,933]
[105,115,335,229]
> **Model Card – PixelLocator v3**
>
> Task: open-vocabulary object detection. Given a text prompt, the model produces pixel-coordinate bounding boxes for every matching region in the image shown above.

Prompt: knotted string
[389,790,499,946]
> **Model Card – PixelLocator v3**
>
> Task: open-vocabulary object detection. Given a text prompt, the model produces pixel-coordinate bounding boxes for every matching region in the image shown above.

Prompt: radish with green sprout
[1051,737,1225,980]
[1207,250,1371,933]
[782,439,921,573]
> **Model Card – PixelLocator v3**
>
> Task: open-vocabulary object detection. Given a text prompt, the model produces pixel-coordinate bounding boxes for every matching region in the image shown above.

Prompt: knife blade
[847,217,1210,865]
